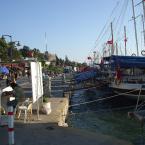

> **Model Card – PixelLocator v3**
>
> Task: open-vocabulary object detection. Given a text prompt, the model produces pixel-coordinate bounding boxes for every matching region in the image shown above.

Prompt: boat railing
[122,75,145,84]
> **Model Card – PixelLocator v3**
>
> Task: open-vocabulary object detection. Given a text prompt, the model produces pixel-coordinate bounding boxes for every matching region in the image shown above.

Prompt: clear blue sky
[0,0,143,62]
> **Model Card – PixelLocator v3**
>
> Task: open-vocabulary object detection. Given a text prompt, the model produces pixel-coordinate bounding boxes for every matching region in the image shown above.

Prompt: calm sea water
[67,88,145,145]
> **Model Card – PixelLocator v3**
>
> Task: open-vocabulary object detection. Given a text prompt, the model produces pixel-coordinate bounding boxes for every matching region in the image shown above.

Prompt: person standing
[7,82,25,108]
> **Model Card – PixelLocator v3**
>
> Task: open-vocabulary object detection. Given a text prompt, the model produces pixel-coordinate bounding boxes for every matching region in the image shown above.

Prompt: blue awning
[74,70,97,83]
[109,55,145,69]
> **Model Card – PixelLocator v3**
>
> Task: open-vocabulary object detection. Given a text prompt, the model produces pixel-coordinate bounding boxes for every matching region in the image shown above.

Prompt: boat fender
[131,53,136,56]
[141,50,145,56]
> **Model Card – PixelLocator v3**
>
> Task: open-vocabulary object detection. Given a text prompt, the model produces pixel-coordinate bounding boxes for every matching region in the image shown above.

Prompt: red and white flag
[106,40,113,45]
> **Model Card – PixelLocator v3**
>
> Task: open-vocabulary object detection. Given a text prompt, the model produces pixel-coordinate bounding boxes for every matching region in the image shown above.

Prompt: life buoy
[131,53,136,56]
[141,50,145,56]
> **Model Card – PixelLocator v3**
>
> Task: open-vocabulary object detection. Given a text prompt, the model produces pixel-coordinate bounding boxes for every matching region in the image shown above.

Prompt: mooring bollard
[8,106,14,145]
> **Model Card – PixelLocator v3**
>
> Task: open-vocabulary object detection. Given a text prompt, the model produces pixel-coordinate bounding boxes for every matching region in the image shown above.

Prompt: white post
[8,106,14,145]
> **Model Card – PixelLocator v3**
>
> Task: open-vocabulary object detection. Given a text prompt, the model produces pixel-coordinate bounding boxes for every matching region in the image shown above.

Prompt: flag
[107,40,113,44]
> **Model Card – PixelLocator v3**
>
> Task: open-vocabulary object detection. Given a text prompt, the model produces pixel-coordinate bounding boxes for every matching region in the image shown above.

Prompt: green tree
[0,38,9,61]
[19,45,30,58]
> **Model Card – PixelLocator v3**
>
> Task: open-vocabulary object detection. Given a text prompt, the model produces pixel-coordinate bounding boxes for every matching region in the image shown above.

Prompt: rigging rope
[84,1,120,61]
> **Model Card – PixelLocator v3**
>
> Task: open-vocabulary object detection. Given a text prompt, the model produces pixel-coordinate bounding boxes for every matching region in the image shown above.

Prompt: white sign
[31,62,43,103]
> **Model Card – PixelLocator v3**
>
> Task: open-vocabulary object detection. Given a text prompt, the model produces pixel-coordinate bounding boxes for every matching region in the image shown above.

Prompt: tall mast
[111,22,114,55]
[124,26,127,55]
[142,0,145,20]
[142,0,145,47]
[141,14,145,46]
[131,0,139,56]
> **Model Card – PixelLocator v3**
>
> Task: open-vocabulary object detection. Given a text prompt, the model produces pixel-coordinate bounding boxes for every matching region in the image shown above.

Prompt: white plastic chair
[17,98,32,123]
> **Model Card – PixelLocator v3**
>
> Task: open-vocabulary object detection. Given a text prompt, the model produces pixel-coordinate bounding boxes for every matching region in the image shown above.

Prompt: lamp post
[2,35,12,42]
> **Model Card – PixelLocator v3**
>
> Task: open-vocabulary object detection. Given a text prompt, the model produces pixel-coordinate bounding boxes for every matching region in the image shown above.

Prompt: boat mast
[142,0,145,19]
[131,0,139,56]
[124,26,127,55]
[111,22,114,55]
[141,14,145,47]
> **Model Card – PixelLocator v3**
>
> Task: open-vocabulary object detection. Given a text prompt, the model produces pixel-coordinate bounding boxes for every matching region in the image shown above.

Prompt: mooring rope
[135,86,143,111]
[69,105,135,116]
[69,89,139,108]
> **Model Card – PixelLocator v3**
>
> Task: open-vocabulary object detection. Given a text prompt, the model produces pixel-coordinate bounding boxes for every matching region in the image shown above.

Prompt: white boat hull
[109,82,145,100]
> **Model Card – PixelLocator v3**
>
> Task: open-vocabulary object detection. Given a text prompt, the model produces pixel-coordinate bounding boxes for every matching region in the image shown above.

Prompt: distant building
[45,52,57,66]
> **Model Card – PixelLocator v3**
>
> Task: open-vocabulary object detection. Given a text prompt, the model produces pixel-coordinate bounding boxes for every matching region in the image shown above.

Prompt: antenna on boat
[131,0,139,56]
[45,32,48,52]
[124,26,127,56]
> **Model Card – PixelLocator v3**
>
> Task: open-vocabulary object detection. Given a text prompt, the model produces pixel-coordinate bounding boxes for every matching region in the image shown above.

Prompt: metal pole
[131,0,139,56]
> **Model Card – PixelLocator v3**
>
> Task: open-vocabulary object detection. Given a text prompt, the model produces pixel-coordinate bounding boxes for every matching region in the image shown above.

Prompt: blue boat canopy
[74,70,97,83]
[105,55,145,68]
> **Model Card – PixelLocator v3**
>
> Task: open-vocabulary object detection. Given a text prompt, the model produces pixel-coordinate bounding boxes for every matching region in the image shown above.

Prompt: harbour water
[68,88,145,145]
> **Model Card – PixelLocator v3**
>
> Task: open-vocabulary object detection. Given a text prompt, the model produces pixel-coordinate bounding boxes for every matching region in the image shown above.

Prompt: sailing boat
[107,55,145,99]
[105,0,145,100]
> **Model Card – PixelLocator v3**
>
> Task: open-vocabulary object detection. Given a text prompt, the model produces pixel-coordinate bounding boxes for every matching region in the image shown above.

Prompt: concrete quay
[0,76,133,145]
[16,97,69,127]
[0,123,133,145]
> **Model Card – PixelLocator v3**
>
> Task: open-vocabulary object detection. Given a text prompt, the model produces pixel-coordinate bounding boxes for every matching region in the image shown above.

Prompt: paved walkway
[0,123,133,145]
